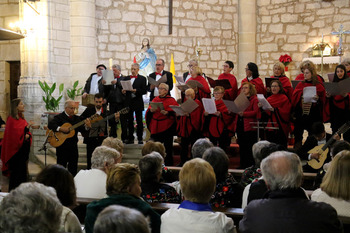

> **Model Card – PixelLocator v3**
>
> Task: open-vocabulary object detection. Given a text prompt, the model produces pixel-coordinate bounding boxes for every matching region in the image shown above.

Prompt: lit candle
[322,33,324,43]
[109,58,113,70]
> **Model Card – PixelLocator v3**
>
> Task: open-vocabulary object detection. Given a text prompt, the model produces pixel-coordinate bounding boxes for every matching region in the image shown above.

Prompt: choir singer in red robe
[292,65,326,149]
[218,61,238,101]
[239,62,265,96]
[186,66,211,101]
[176,88,204,166]
[1,99,33,191]
[260,80,291,148]
[204,86,235,152]
[146,83,179,166]
[267,62,293,100]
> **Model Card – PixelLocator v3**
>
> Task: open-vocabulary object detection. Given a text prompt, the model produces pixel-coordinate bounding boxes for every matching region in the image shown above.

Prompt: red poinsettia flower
[146,195,151,199]
[279,54,292,67]
[215,203,219,208]
[223,186,229,192]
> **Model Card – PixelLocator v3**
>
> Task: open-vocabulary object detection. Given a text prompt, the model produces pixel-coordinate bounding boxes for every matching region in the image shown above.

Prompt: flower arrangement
[279,54,292,67]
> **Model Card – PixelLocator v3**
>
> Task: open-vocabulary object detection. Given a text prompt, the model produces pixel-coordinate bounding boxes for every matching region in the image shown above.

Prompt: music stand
[250,121,279,141]
[39,130,53,166]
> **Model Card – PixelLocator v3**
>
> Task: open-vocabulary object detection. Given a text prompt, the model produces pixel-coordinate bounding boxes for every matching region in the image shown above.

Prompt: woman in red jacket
[204,86,235,152]
[267,62,293,100]
[260,80,291,148]
[186,66,211,101]
[239,62,265,96]
[235,82,260,169]
[176,88,204,165]
[327,64,350,142]
[292,65,326,149]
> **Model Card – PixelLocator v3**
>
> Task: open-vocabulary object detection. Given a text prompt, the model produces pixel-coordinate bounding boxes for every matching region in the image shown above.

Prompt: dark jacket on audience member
[239,188,343,233]
[85,194,160,233]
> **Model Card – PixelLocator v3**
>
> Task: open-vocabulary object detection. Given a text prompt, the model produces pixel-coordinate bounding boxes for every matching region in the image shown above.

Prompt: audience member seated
[0,182,63,233]
[241,143,284,208]
[239,151,342,233]
[94,205,150,233]
[101,137,124,154]
[74,146,121,199]
[85,163,160,233]
[240,140,270,186]
[161,158,236,233]
[36,164,82,233]
[142,141,175,182]
[191,138,214,158]
[314,140,350,188]
[139,152,181,203]
[311,150,350,217]
[203,147,244,208]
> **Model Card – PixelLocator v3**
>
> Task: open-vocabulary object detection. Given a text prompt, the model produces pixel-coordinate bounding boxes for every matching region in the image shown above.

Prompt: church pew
[166,166,317,189]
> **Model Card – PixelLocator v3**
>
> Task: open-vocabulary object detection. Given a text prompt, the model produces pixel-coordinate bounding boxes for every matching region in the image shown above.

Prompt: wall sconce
[9,21,33,36]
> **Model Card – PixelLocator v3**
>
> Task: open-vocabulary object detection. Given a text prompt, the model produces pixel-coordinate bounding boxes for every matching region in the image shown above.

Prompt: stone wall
[256,0,350,80]
[0,0,20,118]
[95,0,239,78]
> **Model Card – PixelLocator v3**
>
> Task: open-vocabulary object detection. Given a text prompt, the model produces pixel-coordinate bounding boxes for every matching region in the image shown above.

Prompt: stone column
[238,0,257,81]
[18,0,71,122]
[70,0,97,85]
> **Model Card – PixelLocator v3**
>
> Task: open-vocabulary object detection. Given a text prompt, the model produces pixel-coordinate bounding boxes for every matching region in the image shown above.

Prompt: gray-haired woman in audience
[0,182,63,233]
[94,205,150,233]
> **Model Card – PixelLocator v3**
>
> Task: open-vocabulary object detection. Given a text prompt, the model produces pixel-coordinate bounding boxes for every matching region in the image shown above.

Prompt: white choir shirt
[90,74,102,94]
[130,76,136,85]
[154,71,163,97]
[247,76,253,81]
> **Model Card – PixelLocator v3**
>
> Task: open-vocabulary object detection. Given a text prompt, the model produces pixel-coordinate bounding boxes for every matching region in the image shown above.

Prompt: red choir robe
[266,93,291,137]
[291,81,327,122]
[218,73,238,101]
[1,116,32,175]
[234,95,260,132]
[186,76,211,100]
[146,95,179,135]
[269,75,293,100]
[295,73,325,83]
[205,99,235,138]
[239,77,266,96]
[176,98,204,138]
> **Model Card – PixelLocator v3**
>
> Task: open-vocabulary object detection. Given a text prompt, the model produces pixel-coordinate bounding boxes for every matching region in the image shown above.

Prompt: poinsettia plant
[279,54,292,67]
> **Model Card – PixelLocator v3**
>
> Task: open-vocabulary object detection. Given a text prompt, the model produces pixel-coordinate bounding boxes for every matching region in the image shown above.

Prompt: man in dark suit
[80,93,108,169]
[122,63,147,144]
[148,59,173,101]
[182,59,198,83]
[105,64,126,139]
[239,151,342,233]
[82,64,107,103]
[48,100,89,176]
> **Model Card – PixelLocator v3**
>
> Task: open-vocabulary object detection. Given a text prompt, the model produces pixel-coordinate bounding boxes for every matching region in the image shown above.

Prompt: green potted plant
[66,80,83,100]
[38,81,64,112]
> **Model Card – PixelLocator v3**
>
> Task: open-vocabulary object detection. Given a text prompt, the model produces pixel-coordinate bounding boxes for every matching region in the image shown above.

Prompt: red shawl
[1,116,32,174]
[218,73,238,101]
[206,99,235,137]
[146,95,178,134]
[239,77,266,96]
[266,94,291,137]
[186,76,211,100]
[176,99,204,138]
[291,81,327,121]
[269,76,293,100]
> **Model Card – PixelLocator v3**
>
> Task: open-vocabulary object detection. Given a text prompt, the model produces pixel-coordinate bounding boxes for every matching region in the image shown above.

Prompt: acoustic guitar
[307,121,350,169]
[46,107,129,148]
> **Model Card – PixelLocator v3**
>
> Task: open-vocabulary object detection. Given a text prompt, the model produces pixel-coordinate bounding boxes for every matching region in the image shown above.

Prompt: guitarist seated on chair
[48,100,90,176]
[297,122,339,172]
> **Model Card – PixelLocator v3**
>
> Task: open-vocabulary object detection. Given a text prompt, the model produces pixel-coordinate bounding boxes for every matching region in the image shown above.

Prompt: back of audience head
[94,205,150,233]
[252,140,271,166]
[102,137,124,154]
[191,138,214,158]
[321,150,350,201]
[142,141,166,159]
[106,163,141,197]
[261,151,303,191]
[36,164,76,208]
[92,146,121,171]
[0,182,62,233]
[330,140,350,159]
[180,158,216,203]
[139,152,164,183]
[203,147,229,182]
